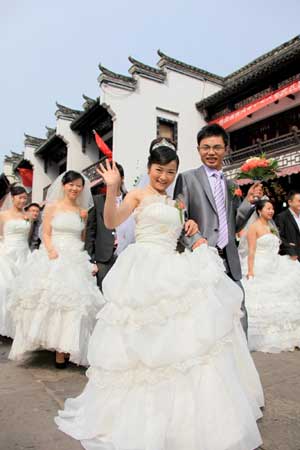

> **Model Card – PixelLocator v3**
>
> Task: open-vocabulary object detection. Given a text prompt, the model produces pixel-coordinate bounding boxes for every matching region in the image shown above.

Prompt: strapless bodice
[2,219,30,248]
[255,233,280,256]
[51,212,85,250]
[134,196,183,252]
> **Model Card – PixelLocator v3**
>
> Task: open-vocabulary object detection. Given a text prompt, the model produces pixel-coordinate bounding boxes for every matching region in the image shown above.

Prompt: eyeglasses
[199,145,225,152]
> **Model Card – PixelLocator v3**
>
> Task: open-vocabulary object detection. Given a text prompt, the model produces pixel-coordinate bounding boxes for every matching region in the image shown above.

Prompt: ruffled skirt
[0,243,29,338]
[56,243,264,450]
[243,254,300,353]
[9,245,104,366]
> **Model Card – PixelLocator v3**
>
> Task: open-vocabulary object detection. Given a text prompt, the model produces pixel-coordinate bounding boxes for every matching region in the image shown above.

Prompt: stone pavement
[0,336,300,450]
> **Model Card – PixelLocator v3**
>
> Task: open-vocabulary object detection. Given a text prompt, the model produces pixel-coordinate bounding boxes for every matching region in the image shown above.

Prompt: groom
[174,124,262,335]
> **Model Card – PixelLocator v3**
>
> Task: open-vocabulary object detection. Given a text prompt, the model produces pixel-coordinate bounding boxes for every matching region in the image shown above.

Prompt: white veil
[0,193,13,212]
[0,193,13,241]
[238,195,278,261]
[45,172,94,210]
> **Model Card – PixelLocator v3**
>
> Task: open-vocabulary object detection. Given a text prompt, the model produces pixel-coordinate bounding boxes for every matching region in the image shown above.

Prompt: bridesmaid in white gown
[56,144,264,450]
[242,199,300,352]
[0,186,30,338]
[9,171,105,367]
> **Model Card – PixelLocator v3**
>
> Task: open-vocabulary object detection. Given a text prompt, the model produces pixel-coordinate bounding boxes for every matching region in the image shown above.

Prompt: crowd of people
[0,123,300,450]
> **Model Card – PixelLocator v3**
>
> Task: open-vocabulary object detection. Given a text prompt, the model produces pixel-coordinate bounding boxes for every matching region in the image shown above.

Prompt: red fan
[93,130,112,161]
[18,168,33,187]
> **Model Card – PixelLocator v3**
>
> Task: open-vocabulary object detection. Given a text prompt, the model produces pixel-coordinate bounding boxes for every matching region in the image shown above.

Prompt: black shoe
[55,360,67,369]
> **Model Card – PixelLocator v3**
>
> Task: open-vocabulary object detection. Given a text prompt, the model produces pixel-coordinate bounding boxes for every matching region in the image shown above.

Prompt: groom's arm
[236,198,254,232]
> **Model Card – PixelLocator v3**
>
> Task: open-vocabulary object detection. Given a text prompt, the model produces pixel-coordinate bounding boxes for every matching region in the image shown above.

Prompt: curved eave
[14,158,33,171]
[71,102,112,133]
[197,44,300,111]
[35,135,66,157]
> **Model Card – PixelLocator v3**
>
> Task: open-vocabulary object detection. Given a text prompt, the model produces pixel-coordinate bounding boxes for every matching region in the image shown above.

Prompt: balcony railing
[224,127,300,169]
[83,158,107,186]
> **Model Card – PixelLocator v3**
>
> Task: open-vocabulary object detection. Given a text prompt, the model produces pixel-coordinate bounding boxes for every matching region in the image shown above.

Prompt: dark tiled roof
[45,127,56,139]
[34,134,66,156]
[157,50,225,85]
[226,35,300,82]
[24,134,46,147]
[71,97,112,133]
[4,151,23,164]
[55,102,81,120]
[128,56,166,82]
[98,65,137,90]
[197,35,300,110]
[82,94,98,110]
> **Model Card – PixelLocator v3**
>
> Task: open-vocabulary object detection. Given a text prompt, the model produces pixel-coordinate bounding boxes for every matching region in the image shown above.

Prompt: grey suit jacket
[174,165,253,281]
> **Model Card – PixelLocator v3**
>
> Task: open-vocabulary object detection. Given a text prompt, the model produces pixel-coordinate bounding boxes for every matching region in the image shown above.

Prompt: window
[157,117,178,146]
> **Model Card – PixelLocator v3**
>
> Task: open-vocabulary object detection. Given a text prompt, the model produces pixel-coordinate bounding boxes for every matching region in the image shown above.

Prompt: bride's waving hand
[97,159,141,229]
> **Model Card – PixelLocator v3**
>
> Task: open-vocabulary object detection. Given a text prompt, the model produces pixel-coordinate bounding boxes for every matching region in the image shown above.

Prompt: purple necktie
[213,172,228,249]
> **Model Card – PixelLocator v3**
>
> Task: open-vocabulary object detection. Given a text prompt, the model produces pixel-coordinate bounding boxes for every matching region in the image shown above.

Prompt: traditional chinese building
[18,51,223,201]
[197,35,300,207]
[3,151,25,185]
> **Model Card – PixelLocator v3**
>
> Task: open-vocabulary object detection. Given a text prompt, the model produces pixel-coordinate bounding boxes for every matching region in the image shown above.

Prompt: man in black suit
[275,191,300,262]
[25,202,42,251]
[85,163,129,290]
[0,173,10,206]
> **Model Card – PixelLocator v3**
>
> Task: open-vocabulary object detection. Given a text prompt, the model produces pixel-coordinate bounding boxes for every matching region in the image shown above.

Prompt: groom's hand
[184,220,199,237]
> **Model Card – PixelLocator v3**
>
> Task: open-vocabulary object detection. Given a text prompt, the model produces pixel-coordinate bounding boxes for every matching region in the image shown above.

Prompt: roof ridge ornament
[157,49,224,85]
[128,56,166,82]
[82,94,97,110]
[24,134,47,147]
[98,64,137,91]
[55,102,81,120]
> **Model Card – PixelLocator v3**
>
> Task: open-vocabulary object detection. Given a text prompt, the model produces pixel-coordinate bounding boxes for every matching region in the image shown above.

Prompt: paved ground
[1,336,300,450]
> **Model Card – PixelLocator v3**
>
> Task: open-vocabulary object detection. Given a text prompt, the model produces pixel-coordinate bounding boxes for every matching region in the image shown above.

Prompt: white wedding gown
[9,211,104,366]
[0,219,30,337]
[241,233,300,353]
[56,196,263,450]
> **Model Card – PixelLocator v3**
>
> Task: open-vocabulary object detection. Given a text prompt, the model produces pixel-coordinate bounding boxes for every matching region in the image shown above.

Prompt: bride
[0,185,30,338]
[242,199,300,353]
[9,170,105,367]
[56,144,264,450]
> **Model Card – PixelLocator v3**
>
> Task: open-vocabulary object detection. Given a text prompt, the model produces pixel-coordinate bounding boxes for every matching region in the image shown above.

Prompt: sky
[1,0,300,169]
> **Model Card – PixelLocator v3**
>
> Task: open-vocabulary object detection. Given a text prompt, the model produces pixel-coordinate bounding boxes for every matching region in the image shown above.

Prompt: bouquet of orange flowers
[237,154,279,181]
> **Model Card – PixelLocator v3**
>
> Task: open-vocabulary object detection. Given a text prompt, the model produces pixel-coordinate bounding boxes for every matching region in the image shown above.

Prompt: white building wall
[101,70,221,186]
[3,160,20,184]
[27,117,102,202]
[25,144,58,203]
[56,118,100,172]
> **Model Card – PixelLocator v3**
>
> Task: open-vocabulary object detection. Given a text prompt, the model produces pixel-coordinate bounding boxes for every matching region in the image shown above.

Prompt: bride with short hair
[9,170,104,367]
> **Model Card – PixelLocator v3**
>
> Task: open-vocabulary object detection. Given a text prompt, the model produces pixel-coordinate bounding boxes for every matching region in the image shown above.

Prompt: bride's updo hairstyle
[147,137,179,170]
[62,170,85,186]
[255,198,273,215]
[10,185,27,196]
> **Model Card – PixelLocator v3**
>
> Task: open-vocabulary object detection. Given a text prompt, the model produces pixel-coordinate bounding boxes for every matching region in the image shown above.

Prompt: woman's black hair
[255,198,273,214]
[147,146,179,170]
[10,185,27,196]
[61,170,85,186]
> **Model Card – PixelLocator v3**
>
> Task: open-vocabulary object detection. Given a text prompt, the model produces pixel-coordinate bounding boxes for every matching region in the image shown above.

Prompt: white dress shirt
[203,165,226,198]
[289,208,300,232]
